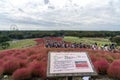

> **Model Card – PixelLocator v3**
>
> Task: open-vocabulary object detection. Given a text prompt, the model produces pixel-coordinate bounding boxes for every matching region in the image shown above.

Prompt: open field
[0,39,36,51]
[9,39,36,49]
[64,36,111,46]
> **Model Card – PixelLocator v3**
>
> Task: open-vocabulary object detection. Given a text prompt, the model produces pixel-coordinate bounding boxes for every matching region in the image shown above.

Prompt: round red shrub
[107,60,120,79]
[111,53,120,59]
[0,59,4,66]
[3,56,19,62]
[27,54,38,62]
[0,66,4,77]
[94,59,109,74]
[28,61,42,77]
[89,54,98,63]
[27,51,35,56]
[12,68,31,80]
[3,61,20,74]
[104,54,114,63]
[0,53,5,59]
[16,53,27,59]
[19,60,28,68]
[39,61,47,79]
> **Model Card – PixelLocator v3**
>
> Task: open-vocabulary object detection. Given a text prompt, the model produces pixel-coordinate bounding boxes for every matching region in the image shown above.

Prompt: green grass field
[64,36,111,46]
[0,39,36,50]
[9,39,36,49]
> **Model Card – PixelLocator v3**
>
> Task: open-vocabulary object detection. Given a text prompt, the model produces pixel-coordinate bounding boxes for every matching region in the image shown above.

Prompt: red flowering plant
[107,60,120,79]
[12,68,31,80]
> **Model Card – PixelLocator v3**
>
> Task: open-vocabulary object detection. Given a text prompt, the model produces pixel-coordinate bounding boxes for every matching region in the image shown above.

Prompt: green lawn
[64,36,111,46]
[9,39,36,49]
[0,39,36,50]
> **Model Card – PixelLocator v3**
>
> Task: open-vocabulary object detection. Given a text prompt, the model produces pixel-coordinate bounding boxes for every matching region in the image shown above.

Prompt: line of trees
[0,31,120,39]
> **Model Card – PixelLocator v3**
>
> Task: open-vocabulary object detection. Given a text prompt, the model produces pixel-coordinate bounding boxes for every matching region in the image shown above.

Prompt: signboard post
[47,52,97,80]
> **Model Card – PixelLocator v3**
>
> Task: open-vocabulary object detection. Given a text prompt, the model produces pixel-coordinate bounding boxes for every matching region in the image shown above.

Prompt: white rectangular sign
[47,52,97,77]
[50,52,93,74]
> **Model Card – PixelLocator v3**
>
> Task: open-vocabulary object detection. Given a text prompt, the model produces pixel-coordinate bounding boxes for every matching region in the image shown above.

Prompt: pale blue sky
[0,0,120,30]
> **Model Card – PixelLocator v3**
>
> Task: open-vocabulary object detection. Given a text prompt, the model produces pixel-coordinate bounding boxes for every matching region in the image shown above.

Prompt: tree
[110,36,120,45]
[0,35,10,49]
[0,42,10,49]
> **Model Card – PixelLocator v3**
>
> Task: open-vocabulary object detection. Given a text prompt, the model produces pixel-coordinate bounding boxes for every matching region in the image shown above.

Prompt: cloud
[0,0,120,30]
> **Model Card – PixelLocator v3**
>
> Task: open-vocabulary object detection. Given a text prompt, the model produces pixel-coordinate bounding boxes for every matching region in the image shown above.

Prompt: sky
[0,0,120,30]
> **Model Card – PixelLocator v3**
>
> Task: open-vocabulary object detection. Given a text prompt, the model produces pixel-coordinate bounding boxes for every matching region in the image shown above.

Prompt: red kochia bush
[0,53,5,59]
[107,60,120,79]
[0,67,4,77]
[3,61,20,74]
[28,61,42,77]
[89,54,98,63]
[27,54,38,62]
[19,60,28,68]
[12,68,31,80]
[0,59,4,66]
[94,59,109,74]
[40,61,47,79]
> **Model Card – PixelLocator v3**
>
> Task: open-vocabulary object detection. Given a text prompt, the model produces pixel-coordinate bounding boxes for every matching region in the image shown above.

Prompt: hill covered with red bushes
[0,43,120,80]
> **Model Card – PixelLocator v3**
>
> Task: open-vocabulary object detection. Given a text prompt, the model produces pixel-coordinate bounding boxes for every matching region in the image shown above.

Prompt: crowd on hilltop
[45,40,116,51]
[91,43,116,51]
[35,37,118,52]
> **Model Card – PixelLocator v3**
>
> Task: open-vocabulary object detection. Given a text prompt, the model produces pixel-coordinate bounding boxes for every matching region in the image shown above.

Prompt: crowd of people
[35,37,118,52]
[44,39,116,52]
[45,41,90,48]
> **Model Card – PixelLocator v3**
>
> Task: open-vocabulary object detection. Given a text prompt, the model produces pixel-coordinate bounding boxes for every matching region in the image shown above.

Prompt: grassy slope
[9,39,36,49]
[64,36,111,46]
[0,39,36,50]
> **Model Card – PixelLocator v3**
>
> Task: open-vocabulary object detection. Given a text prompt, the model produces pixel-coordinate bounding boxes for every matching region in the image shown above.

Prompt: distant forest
[0,31,120,39]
